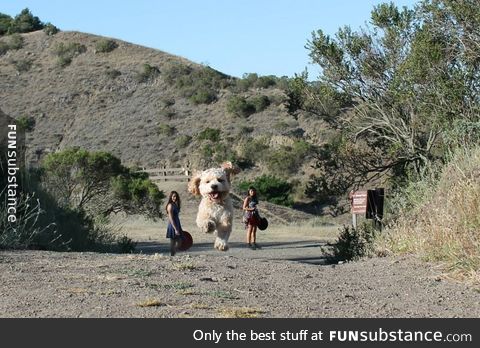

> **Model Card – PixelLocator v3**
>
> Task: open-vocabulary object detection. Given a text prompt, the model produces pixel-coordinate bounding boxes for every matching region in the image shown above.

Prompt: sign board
[351,190,368,214]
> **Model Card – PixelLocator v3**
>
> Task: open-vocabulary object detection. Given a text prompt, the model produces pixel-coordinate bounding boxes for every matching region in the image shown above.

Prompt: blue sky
[3,0,418,79]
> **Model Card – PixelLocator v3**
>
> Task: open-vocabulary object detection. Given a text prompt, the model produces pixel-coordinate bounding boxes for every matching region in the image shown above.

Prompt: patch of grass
[175,134,192,148]
[125,268,154,277]
[218,307,264,318]
[382,146,480,283]
[12,58,32,73]
[137,299,165,307]
[174,261,197,271]
[164,282,194,290]
[53,42,87,67]
[190,303,210,310]
[207,290,239,300]
[95,39,118,53]
[135,63,160,83]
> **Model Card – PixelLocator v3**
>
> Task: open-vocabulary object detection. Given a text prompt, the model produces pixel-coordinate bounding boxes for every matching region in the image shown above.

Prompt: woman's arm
[243,197,255,211]
[167,204,181,235]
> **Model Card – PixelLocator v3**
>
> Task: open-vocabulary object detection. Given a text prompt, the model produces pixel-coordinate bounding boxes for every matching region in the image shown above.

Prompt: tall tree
[301,0,480,202]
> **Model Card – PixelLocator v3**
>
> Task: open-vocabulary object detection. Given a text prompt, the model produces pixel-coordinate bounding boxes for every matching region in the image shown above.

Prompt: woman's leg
[170,238,176,256]
[246,225,254,245]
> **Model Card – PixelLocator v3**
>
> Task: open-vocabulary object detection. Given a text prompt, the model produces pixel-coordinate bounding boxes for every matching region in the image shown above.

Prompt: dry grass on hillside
[380,146,480,284]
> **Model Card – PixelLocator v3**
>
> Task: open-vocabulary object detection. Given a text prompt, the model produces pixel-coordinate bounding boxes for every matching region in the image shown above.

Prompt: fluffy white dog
[188,162,239,251]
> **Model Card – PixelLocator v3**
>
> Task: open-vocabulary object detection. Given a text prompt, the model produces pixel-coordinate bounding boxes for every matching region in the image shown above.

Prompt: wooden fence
[139,167,191,182]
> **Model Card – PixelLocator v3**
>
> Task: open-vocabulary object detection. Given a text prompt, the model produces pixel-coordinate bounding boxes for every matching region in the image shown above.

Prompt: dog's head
[188,162,240,202]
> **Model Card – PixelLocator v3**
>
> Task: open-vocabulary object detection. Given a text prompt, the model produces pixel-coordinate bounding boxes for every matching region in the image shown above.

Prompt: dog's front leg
[214,215,232,251]
[196,213,216,234]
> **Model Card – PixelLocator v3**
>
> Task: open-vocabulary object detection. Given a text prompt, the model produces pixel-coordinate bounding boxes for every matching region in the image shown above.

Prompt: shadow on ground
[136,239,336,265]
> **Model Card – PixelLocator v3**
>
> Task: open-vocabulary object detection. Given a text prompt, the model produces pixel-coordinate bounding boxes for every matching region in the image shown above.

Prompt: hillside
[0,30,329,178]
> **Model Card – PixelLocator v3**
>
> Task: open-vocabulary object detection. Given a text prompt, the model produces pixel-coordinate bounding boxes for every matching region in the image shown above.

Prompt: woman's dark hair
[166,191,181,212]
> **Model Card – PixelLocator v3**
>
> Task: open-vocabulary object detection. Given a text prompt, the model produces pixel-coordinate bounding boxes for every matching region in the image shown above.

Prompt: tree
[41,148,164,220]
[9,8,44,33]
[0,13,12,36]
[302,0,480,199]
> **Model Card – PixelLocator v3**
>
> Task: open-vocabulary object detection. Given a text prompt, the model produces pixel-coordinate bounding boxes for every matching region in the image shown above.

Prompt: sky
[2,0,418,79]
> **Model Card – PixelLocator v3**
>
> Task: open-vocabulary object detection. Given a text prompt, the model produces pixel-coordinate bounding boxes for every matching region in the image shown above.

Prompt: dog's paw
[214,238,229,251]
[201,220,216,234]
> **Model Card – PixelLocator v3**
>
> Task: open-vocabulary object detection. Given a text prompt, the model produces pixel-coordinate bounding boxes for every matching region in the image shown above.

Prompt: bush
[0,41,9,55]
[12,59,32,73]
[189,88,217,104]
[175,134,192,148]
[226,96,256,118]
[16,116,35,132]
[135,63,160,82]
[264,140,312,175]
[197,127,221,142]
[95,39,118,53]
[0,190,53,249]
[0,13,12,36]
[158,123,176,136]
[43,22,59,36]
[53,42,87,67]
[105,67,121,79]
[8,33,24,49]
[250,95,270,112]
[237,174,294,207]
[333,223,377,261]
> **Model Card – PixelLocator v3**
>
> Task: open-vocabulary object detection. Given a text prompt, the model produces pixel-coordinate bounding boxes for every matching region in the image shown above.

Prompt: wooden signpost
[349,188,384,230]
[349,190,368,229]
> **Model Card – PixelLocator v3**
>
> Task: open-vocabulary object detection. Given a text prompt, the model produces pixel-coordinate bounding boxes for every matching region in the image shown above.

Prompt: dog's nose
[211,184,218,190]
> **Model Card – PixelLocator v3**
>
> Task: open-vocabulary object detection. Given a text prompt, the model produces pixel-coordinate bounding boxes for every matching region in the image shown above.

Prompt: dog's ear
[221,161,241,183]
[188,172,201,196]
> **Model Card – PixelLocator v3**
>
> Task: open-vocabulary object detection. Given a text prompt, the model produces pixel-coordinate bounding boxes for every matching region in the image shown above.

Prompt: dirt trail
[1,181,478,318]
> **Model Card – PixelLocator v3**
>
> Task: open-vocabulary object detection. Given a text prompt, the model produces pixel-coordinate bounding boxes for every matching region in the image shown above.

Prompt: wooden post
[352,213,357,229]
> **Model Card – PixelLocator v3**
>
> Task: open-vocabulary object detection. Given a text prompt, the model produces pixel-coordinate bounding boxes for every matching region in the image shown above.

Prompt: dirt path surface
[1,249,479,318]
[1,181,478,318]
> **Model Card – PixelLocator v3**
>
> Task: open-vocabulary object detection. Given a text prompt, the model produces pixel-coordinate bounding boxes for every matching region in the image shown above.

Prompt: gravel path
[1,246,478,318]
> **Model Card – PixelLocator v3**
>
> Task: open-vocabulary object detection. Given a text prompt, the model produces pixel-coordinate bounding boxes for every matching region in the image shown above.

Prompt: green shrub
[53,42,87,67]
[226,96,256,118]
[0,41,9,55]
[0,13,12,36]
[8,33,24,49]
[12,58,32,73]
[158,123,176,136]
[105,67,121,79]
[189,88,217,104]
[264,140,312,175]
[255,75,277,89]
[136,63,160,82]
[175,134,192,148]
[43,22,59,36]
[95,39,118,53]
[237,174,294,207]
[250,95,270,112]
[197,127,221,142]
[236,137,270,165]
[16,116,35,132]
[333,223,377,261]
[116,235,137,253]
[0,190,53,249]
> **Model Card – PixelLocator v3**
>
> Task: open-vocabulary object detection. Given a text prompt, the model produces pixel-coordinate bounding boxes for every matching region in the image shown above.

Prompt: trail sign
[350,190,368,214]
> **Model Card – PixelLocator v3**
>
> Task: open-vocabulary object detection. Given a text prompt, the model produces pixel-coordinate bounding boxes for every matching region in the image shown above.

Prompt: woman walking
[166,191,183,256]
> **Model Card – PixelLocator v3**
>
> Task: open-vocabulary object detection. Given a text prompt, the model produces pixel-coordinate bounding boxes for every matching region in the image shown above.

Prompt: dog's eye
[218,178,224,183]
